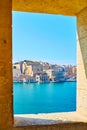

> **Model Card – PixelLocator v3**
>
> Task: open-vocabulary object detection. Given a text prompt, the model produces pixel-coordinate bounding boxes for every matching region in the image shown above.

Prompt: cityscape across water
[13,60,76,83]
[14,82,76,114]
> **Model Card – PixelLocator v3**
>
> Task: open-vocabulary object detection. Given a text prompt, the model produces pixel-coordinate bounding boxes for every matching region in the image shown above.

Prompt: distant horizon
[13,12,76,65]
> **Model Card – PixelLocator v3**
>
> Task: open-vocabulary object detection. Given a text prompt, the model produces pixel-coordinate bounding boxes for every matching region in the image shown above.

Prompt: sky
[12,11,76,65]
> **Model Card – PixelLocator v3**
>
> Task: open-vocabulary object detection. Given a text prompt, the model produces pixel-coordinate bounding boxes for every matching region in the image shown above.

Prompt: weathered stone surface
[0,0,13,129]
[12,0,87,16]
[0,0,87,129]
[77,7,87,116]
[5,123,87,130]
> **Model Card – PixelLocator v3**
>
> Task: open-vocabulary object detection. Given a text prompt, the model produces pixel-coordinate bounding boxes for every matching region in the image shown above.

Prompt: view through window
[12,12,76,114]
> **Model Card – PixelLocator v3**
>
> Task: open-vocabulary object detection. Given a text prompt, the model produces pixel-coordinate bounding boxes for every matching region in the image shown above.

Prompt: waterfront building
[13,68,21,77]
[16,75,25,82]
[46,68,65,82]
[20,61,27,74]
[13,77,19,82]
[50,64,59,70]
[71,66,76,74]
[26,63,43,76]
[18,75,36,83]
[36,73,50,83]
[13,63,20,70]
[25,66,33,76]
[26,76,36,83]
[13,74,36,83]
[41,62,51,70]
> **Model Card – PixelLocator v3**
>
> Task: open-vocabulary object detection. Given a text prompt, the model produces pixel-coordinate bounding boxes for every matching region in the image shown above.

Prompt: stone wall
[12,0,87,16]
[0,0,87,130]
[0,0,13,129]
[77,7,87,116]
[5,123,87,130]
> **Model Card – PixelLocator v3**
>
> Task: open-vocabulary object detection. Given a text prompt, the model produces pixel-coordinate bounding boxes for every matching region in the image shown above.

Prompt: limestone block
[0,0,13,129]
[77,7,87,115]
[12,0,87,16]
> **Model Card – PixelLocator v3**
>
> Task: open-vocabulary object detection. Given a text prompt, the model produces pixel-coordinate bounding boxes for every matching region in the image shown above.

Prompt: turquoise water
[13,82,76,114]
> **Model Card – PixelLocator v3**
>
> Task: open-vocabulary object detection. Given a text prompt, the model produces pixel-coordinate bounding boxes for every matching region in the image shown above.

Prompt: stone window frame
[1,0,87,129]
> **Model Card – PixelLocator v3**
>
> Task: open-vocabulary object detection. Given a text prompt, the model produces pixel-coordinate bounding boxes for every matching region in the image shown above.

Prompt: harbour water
[13,82,76,114]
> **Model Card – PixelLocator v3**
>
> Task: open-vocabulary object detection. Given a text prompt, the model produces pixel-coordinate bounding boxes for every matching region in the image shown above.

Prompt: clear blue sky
[12,11,76,65]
